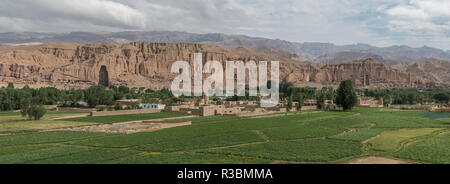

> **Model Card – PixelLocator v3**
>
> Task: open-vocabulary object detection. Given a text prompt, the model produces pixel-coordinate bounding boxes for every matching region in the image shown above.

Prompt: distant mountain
[392,60,450,85]
[315,51,385,65]
[0,31,449,63]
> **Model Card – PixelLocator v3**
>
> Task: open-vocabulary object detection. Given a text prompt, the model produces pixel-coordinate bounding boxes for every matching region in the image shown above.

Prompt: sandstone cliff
[392,60,450,85]
[0,42,444,89]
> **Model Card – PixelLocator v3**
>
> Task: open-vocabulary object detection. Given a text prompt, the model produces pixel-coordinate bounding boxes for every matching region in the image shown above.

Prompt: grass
[206,139,363,163]
[109,152,272,164]
[394,132,450,164]
[28,148,140,164]
[0,131,112,146]
[0,145,90,164]
[421,112,450,120]
[0,107,448,164]
[0,111,92,133]
[63,112,189,124]
[134,131,265,152]
[0,120,97,133]
[368,128,442,152]
[332,128,384,142]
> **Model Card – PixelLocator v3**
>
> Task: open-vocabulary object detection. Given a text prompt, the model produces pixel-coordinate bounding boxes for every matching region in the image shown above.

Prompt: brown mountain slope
[392,60,450,85]
[0,42,445,89]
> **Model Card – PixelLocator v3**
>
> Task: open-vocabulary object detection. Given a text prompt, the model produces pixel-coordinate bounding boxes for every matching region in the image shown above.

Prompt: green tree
[114,103,123,110]
[336,80,357,111]
[287,96,293,110]
[21,105,47,120]
[118,86,130,94]
[296,93,305,110]
[433,93,450,104]
[85,86,114,108]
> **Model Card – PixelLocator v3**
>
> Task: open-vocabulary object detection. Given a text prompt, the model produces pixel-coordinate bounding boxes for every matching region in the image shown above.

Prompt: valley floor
[0,108,449,164]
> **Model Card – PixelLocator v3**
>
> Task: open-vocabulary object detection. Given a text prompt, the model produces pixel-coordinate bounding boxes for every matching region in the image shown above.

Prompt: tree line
[1,82,448,113]
[0,83,177,112]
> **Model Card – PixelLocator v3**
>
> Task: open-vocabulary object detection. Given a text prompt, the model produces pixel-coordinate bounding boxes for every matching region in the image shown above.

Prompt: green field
[0,111,94,134]
[0,108,449,163]
[63,112,189,124]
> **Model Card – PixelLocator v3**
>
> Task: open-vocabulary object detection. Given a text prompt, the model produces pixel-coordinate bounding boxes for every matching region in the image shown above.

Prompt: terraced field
[0,108,448,164]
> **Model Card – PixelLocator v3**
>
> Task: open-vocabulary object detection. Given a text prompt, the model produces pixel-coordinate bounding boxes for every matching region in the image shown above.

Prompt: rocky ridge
[0,42,445,89]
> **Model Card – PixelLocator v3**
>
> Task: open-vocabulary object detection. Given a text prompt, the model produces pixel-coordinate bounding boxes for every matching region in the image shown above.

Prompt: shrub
[114,103,123,111]
[21,105,47,120]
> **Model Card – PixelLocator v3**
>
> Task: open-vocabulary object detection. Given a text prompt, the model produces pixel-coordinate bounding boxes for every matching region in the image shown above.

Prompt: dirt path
[252,130,271,142]
[51,114,89,120]
[348,157,413,164]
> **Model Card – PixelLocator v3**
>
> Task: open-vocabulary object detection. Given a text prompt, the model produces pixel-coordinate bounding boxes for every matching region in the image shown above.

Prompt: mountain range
[0,42,447,90]
[0,31,449,65]
[0,31,448,89]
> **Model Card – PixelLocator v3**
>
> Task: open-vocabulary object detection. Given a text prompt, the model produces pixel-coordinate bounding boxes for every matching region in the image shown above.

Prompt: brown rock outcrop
[0,42,445,89]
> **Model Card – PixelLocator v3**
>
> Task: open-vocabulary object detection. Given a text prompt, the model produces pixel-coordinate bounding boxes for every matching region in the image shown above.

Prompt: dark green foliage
[33,87,61,105]
[85,85,114,108]
[357,88,450,105]
[296,93,305,110]
[287,96,293,109]
[114,103,123,110]
[0,85,177,112]
[433,92,450,104]
[336,80,357,111]
[6,82,14,89]
[60,88,84,107]
[20,105,47,120]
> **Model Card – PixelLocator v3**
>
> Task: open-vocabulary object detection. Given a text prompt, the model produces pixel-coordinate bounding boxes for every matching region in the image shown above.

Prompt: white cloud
[385,0,450,32]
[0,0,146,30]
[0,0,449,50]
[386,5,429,19]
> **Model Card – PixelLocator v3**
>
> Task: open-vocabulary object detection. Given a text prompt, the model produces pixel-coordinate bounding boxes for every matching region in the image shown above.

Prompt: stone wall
[357,97,383,108]
[90,109,161,117]
[300,105,318,111]
[435,108,450,112]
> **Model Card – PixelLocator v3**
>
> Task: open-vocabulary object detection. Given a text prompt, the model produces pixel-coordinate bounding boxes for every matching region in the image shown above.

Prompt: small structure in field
[139,104,166,110]
[357,97,383,108]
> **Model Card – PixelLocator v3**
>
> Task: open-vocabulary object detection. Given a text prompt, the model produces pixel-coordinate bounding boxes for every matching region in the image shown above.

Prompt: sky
[0,0,449,50]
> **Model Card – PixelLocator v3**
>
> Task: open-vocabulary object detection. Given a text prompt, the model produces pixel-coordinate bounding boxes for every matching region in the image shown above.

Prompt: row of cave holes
[99,66,373,87]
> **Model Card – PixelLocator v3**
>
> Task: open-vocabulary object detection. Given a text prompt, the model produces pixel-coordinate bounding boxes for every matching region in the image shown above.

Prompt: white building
[139,104,166,110]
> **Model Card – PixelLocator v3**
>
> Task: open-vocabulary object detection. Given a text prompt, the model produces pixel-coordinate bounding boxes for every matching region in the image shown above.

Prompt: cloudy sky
[0,0,449,50]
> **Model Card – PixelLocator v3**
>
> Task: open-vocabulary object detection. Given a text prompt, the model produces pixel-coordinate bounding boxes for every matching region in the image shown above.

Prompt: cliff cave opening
[99,65,109,87]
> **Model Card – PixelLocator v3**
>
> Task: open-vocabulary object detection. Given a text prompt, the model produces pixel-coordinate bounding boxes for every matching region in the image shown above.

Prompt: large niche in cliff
[99,65,109,87]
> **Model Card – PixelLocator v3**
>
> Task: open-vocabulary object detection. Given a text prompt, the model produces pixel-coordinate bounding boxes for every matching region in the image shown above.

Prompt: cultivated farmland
[0,108,448,164]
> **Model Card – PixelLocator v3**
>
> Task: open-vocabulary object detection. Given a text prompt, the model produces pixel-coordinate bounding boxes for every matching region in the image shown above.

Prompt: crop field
[0,108,449,164]
[0,111,94,134]
[63,112,189,124]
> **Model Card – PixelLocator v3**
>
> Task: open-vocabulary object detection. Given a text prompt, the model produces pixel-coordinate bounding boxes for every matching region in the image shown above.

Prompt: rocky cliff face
[392,60,450,85]
[0,42,445,89]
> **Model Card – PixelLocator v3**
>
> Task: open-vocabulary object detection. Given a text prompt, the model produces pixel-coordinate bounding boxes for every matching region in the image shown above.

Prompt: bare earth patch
[51,114,89,120]
[66,121,192,134]
[348,157,413,164]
